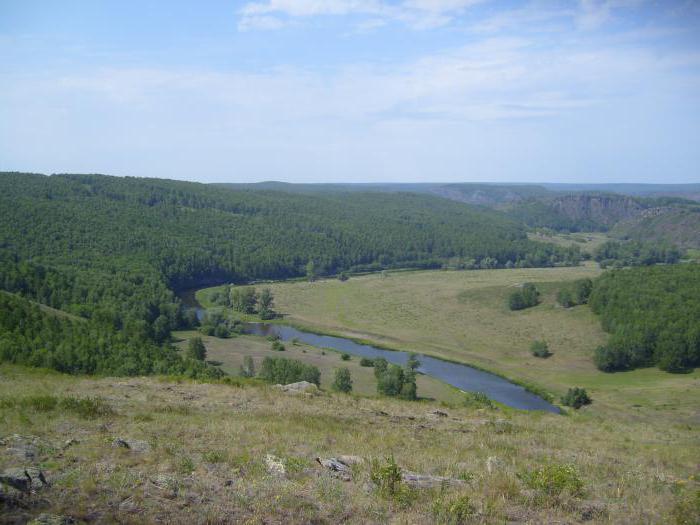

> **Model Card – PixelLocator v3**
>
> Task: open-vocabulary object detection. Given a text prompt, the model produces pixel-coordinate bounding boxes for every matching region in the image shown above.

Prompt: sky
[1,1,699,183]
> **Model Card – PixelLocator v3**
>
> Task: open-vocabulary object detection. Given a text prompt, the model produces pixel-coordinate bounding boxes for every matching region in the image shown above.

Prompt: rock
[3,435,39,461]
[63,439,79,449]
[0,467,48,493]
[486,456,503,474]
[273,381,319,394]
[28,514,75,525]
[429,410,449,418]
[316,457,354,481]
[264,454,286,477]
[401,471,464,489]
[112,438,150,452]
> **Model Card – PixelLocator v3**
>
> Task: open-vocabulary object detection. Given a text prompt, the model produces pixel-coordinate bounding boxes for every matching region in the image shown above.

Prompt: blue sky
[1,1,699,183]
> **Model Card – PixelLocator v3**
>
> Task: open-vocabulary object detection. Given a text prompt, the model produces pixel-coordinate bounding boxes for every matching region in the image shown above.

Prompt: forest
[0,172,582,376]
[589,264,700,372]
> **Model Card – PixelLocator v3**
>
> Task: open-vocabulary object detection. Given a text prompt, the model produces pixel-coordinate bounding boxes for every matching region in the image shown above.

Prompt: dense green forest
[0,292,221,378]
[0,172,582,376]
[589,265,700,372]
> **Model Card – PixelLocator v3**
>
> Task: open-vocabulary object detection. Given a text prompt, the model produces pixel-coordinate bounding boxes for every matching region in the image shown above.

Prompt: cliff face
[548,194,645,228]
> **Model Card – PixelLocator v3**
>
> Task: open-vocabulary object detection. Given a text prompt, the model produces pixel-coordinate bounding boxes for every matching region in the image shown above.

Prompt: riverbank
[193,265,700,425]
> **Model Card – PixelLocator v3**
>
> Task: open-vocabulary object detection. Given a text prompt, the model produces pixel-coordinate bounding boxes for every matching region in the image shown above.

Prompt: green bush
[431,494,476,524]
[370,456,415,506]
[561,387,592,409]
[187,337,207,361]
[271,340,286,352]
[463,391,494,409]
[341,352,351,361]
[332,367,353,393]
[530,340,552,358]
[520,463,584,498]
[259,356,320,386]
[508,283,540,311]
[359,357,374,367]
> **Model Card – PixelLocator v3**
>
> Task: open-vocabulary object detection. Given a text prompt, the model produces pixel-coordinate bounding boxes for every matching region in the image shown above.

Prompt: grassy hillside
[199,265,700,424]
[1,365,697,524]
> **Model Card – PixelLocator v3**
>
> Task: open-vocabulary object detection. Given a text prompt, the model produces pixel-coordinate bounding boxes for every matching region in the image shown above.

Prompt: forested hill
[0,172,581,369]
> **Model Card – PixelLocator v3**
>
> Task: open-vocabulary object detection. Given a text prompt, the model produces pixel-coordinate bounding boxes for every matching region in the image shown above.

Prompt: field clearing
[173,331,464,404]
[200,263,700,423]
[527,232,610,254]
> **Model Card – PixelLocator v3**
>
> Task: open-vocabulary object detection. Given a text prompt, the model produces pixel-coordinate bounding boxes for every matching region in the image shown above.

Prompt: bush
[463,391,494,409]
[187,337,207,361]
[373,357,388,378]
[259,356,320,386]
[508,283,540,311]
[341,352,351,361]
[561,387,591,409]
[240,356,255,377]
[332,367,353,393]
[530,340,552,358]
[271,340,286,352]
[431,494,476,524]
[359,357,374,367]
[338,272,349,281]
[520,463,584,498]
[370,456,415,506]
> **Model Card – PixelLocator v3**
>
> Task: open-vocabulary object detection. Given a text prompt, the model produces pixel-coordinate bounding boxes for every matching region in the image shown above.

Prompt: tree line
[589,264,700,373]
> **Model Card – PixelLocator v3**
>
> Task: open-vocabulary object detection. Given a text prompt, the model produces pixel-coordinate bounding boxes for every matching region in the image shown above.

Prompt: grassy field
[1,365,698,524]
[199,264,700,424]
[527,232,610,255]
[172,331,464,404]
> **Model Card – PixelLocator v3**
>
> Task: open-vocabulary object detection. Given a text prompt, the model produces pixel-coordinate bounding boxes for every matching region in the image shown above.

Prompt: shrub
[271,340,286,352]
[187,337,207,361]
[341,352,351,361]
[508,283,540,311]
[259,356,320,386]
[520,463,584,498]
[463,391,494,409]
[370,456,415,506]
[332,367,353,393]
[338,272,349,281]
[359,357,374,367]
[373,357,388,378]
[671,489,700,525]
[561,387,591,409]
[530,340,552,358]
[240,356,255,378]
[431,493,476,524]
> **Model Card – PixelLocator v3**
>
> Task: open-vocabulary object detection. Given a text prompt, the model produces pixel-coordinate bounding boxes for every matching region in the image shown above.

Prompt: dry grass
[1,365,698,524]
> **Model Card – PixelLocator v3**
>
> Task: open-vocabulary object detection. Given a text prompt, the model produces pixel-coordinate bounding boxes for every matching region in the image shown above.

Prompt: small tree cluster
[199,311,238,338]
[530,340,552,358]
[332,367,353,393]
[186,337,207,361]
[374,358,417,400]
[561,387,591,409]
[557,278,593,308]
[259,356,320,386]
[508,283,540,311]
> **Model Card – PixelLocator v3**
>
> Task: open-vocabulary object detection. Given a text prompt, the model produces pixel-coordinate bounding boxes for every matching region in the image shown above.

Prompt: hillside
[612,206,700,249]
[1,365,697,524]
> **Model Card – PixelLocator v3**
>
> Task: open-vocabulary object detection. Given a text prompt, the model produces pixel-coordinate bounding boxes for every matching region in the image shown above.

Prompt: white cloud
[237,0,484,30]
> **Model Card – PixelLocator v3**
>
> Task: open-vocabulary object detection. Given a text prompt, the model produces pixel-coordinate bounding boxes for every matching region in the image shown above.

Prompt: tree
[332,367,353,393]
[187,337,207,361]
[258,288,275,320]
[377,364,404,396]
[338,272,349,281]
[561,387,591,409]
[530,340,552,358]
[373,357,388,378]
[399,368,417,400]
[240,356,255,377]
[306,261,316,282]
[231,287,257,314]
[406,352,420,370]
